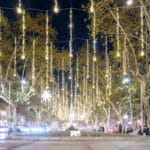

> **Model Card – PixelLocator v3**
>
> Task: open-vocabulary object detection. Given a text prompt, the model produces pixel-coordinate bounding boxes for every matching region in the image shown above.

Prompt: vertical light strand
[13,38,17,77]
[105,36,109,101]
[45,11,49,89]
[86,39,89,79]
[92,2,96,90]
[0,8,2,79]
[50,42,53,82]
[140,6,144,56]
[21,10,25,60]
[116,7,120,57]
[96,65,99,102]
[57,71,60,117]
[109,66,112,96]
[83,66,86,116]
[69,8,73,113]
[86,40,89,110]
[0,7,1,57]
[32,40,35,91]
[123,36,127,76]
[45,11,49,61]
[93,10,97,62]
[76,54,79,120]
[62,59,65,113]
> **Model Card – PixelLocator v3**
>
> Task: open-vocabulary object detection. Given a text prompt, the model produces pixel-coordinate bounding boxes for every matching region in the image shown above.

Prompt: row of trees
[0,0,149,128]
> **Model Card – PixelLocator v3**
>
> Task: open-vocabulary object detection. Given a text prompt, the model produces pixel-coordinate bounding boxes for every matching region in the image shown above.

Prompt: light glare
[127,0,133,6]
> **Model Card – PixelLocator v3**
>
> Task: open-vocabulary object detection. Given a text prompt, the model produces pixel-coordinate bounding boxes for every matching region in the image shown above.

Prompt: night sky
[0,0,89,49]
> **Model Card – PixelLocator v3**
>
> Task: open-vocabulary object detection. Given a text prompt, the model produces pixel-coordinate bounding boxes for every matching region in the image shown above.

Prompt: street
[0,137,150,150]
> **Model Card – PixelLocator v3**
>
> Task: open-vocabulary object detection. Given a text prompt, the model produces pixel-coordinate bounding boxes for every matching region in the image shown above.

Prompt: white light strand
[50,42,53,82]
[105,37,109,78]
[123,36,127,76]
[105,37,112,97]
[76,54,79,88]
[32,40,35,89]
[13,38,17,77]
[92,57,95,89]
[0,8,1,78]
[0,7,2,58]
[45,11,49,89]
[69,9,73,59]
[116,7,120,57]
[93,10,97,62]
[62,59,65,112]
[92,7,96,89]
[69,9,73,110]
[96,65,99,99]
[86,39,89,79]
[21,10,25,59]
[140,6,144,56]
[109,66,112,96]
[45,11,49,60]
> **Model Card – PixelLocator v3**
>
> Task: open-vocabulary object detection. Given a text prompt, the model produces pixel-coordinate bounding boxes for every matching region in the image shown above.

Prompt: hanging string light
[69,9,73,59]
[69,9,73,111]
[76,54,79,88]
[45,11,49,61]
[86,39,89,79]
[53,0,59,13]
[116,7,120,57]
[32,40,35,90]
[123,36,127,76]
[93,9,97,62]
[105,36,111,99]
[140,6,145,57]
[61,59,65,112]
[50,42,53,82]
[105,36,109,78]
[45,11,49,89]
[21,10,25,60]
[17,0,23,14]
[13,38,17,77]
[0,8,2,58]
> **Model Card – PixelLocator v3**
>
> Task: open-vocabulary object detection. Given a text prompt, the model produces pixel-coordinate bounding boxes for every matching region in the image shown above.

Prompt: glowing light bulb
[86,75,89,79]
[21,54,25,60]
[140,51,144,57]
[117,52,120,57]
[68,75,72,80]
[93,56,97,62]
[45,56,48,60]
[127,0,133,6]
[17,0,23,14]
[54,6,59,13]
[90,0,94,13]
[13,73,17,77]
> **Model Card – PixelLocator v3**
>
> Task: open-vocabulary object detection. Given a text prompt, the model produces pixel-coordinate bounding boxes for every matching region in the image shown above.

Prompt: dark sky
[0,0,89,49]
